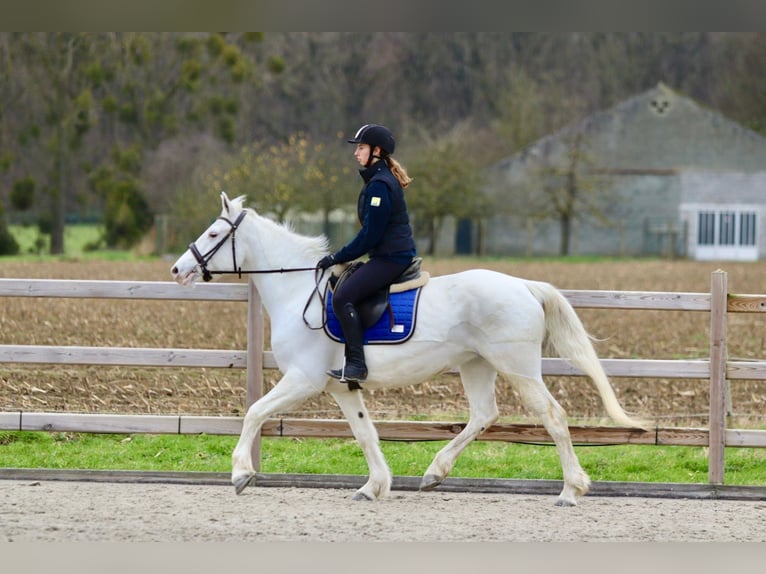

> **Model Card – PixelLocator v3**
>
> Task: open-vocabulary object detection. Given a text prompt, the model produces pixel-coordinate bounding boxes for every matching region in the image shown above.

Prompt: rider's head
[347,124,395,167]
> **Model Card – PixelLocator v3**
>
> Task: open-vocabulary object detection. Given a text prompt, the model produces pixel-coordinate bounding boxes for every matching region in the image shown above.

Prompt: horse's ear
[220,191,230,214]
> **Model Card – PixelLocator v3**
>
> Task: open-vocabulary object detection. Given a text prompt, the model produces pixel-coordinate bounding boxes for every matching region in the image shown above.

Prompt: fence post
[247,277,265,471]
[708,270,728,484]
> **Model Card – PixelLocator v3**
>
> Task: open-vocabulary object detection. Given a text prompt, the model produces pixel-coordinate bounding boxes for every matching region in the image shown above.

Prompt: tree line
[1,32,765,255]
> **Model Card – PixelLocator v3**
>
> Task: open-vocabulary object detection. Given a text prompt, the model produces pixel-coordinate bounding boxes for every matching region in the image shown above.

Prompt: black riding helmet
[347,124,396,162]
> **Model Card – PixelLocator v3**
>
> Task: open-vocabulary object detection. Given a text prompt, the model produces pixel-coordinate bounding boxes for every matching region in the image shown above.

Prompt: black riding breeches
[332,258,410,313]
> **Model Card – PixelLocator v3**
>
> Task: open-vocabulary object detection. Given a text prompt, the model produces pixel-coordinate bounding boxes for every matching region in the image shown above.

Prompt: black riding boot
[328,302,368,386]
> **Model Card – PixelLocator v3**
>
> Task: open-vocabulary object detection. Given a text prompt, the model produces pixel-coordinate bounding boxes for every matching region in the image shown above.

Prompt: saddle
[328,257,430,329]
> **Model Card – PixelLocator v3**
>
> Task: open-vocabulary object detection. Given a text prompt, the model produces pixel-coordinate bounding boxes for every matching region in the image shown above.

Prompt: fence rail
[1,272,765,485]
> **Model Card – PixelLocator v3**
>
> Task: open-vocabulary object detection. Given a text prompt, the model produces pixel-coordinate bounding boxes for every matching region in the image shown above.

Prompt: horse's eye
[209,232,218,238]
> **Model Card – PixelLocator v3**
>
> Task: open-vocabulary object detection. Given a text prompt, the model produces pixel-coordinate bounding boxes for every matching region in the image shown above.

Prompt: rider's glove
[317,254,336,270]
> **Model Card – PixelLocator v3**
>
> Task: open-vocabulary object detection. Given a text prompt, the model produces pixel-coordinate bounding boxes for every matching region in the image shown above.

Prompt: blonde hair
[387,156,413,189]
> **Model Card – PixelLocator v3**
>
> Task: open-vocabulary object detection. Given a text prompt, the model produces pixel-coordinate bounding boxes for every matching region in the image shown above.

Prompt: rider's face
[354,143,371,166]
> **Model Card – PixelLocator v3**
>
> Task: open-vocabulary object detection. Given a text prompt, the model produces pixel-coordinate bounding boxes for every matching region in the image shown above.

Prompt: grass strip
[1,431,764,486]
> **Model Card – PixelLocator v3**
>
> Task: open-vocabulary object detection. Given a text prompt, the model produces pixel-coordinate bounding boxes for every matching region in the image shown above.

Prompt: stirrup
[327,365,367,389]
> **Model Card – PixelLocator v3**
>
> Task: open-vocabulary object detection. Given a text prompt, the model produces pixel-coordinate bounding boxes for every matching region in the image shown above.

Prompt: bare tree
[407,122,488,255]
[516,128,613,256]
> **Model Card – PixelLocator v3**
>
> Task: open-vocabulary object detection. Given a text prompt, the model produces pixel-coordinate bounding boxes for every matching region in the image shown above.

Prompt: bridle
[187,210,328,329]
[188,211,249,282]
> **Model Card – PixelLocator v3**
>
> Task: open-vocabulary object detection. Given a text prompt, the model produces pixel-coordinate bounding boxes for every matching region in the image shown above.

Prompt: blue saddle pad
[324,287,422,345]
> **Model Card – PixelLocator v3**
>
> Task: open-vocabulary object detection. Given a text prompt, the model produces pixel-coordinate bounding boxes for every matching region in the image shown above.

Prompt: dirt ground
[1,478,765,542]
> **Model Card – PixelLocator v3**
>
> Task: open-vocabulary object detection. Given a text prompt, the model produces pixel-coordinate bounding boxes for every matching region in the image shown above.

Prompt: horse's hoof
[352,491,373,501]
[554,498,577,507]
[419,474,443,491]
[233,474,255,495]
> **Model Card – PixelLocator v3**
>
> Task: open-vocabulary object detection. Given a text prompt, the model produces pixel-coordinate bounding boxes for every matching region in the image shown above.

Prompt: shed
[482,83,766,260]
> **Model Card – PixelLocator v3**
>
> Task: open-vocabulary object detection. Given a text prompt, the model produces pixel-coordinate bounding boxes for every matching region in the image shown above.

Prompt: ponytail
[386,156,413,189]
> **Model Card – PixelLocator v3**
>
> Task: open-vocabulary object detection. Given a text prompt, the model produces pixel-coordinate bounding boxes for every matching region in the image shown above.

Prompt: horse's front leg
[330,388,392,501]
[232,368,322,495]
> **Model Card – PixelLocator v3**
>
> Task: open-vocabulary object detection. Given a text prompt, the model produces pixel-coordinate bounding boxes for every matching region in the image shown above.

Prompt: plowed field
[2,258,765,428]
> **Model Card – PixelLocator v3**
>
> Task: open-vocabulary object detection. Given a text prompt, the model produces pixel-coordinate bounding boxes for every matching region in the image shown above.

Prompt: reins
[188,211,329,330]
[214,266,328,331]
[209,266,319,276]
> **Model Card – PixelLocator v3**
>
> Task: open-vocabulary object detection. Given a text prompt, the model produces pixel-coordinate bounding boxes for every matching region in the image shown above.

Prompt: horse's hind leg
[331,389,392,501]
[420,357,499,491]
[509,374,590,506]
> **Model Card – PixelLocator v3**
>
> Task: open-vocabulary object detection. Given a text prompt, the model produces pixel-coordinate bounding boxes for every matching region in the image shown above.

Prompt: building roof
[495,83,766,175]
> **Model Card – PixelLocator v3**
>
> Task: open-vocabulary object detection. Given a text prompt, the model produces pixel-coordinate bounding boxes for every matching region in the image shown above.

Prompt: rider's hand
[317,254,336,270]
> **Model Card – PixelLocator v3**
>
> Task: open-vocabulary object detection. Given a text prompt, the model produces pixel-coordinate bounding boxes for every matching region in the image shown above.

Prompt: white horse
[171,192,647,506]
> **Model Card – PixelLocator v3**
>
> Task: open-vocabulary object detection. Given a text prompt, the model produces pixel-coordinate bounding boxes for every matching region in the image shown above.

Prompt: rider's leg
[329,258,409,386]
[328,302,368,382]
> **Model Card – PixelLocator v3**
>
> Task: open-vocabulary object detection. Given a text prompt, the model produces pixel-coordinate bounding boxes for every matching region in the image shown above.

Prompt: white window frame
[685,204,760,261]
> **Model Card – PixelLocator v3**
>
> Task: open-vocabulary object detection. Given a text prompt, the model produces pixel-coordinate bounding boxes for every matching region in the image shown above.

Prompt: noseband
[188,211,248,282]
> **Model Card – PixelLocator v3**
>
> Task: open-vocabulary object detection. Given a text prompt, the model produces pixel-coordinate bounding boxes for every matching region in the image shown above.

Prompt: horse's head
[171,191,249,285]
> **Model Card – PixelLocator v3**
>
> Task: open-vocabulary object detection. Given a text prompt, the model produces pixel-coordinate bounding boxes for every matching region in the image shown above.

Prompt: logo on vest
[370,196,381,207]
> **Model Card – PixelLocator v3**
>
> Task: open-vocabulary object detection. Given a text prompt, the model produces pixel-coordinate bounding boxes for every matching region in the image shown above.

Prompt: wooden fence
[1,270,765,486]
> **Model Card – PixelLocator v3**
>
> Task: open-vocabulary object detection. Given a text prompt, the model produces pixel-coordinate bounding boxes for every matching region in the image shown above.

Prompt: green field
[7,224,142,261]
[0,431,766,486]
[9,224,100,255]
[1,431,764,486]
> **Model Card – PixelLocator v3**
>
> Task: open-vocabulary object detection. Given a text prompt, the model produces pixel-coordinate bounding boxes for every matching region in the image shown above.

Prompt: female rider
[317,124,417,386]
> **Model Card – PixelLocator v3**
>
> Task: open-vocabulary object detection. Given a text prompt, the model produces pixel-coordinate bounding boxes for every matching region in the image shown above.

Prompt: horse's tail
[525,280,651,430]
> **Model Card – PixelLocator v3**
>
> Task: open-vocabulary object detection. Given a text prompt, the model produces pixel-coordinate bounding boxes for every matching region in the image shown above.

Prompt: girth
[329,257,428,329]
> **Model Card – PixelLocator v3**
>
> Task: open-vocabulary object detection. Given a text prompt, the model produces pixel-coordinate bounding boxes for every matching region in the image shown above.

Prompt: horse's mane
[244,207,330,259]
